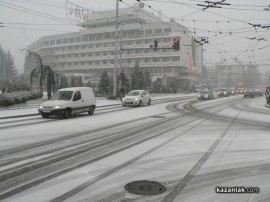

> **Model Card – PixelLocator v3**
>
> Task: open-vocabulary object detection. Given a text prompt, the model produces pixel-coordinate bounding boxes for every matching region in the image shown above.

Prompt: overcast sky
[0,0,270,74]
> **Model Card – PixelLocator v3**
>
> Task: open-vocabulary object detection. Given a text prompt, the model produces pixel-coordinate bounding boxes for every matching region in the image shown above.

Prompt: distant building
[207,64,261,89]
[25,6,203,91]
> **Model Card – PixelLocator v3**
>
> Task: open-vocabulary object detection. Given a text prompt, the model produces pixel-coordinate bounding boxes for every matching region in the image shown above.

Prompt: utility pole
[113,0,119,97]
[3,53,5,81]
[119,26,123,89]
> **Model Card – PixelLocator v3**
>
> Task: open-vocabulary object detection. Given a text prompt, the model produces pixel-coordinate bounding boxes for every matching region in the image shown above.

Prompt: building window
[96,43,102,48]
[163,38,171,43]
[109,60,114,64]
[61,47,65,51]
[102,60,107,65]
[50,40,55,45]
[68,46,72,50]
[145,29,152,35]
[81,53,86,57]
[103,52,107,56]
[76,37,81,42]
[69,38,74,43]
[95,61,100,65]
[171,56,180,62]
[152,58,160,62]
[96,52,100,56]
[87,61,92,65]
[74,54,79,58]
[164,28,172,33]
[61,55,65,59]
[73,62,78,66]
[144,58,150,63]
[87,53,92,57]
[82,36,88,41]
[67,54,72,58]
[88,44,94,48]
[44,41,49,46]
[63,39,68,44]
[154,29,162,34]
[56,39,62,44]
[81,61,85,65]
[162,57,170,62]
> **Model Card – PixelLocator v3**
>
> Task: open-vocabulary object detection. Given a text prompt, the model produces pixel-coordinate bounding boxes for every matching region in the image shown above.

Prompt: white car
[38,87,96,118]
[122,90,151,107]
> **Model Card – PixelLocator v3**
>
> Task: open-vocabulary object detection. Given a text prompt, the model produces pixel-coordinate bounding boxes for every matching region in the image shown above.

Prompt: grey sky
[0,0,269,73]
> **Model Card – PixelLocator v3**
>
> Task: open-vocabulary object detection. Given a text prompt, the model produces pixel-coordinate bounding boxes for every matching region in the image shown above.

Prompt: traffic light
[154,40,158,51]
[172,38,180,51]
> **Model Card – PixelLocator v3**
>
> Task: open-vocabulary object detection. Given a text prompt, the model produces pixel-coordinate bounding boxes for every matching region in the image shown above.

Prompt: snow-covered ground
[1,95,270,202]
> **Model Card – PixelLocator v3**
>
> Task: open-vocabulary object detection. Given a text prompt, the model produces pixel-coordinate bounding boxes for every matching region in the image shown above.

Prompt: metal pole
[3,54,5,80]
[119,26,123,89]
[113,0,119,97]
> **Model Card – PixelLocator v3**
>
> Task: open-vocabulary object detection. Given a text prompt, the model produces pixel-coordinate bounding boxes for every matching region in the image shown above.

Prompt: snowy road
[0,95,270,202]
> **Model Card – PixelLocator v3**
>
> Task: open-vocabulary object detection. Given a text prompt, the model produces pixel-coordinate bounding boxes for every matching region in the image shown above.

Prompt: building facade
[26,7,203,91]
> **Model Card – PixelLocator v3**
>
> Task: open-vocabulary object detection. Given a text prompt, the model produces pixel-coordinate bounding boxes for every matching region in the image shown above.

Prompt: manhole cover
[124,180,167,196]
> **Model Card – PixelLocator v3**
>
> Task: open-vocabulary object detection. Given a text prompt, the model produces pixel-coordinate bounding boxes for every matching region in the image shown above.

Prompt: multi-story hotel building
[25,6,203,90]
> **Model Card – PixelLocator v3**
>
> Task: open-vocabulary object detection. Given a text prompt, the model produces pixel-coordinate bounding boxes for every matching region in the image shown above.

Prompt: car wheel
[41,113,49,118]
[138,101,142,107]
[63,109,72,119]
[148,99,151,105]
[88,107,95,115]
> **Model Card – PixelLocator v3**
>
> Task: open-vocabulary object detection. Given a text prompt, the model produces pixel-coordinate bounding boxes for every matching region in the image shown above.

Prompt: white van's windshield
[50,91,73,101]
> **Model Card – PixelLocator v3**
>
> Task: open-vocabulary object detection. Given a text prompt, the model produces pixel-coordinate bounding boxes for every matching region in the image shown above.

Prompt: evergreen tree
[130,60,146,90]
[0,46,17,81]
[86,80,92,88]
[98,71,111,95]
[59,75,68,89]
[152,78,163,93]
[144,69,152,90]
[121,72,130,93]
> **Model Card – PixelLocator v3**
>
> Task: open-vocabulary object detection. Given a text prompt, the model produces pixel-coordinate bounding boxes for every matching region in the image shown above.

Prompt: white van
[38,87,96,118]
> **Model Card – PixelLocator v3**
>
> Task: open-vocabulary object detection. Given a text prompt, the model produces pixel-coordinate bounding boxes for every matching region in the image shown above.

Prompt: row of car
[38,87,152,119]
[197,87,264,101]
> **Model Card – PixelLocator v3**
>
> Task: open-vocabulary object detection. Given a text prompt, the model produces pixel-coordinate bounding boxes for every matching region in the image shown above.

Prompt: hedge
[0,91,43,107]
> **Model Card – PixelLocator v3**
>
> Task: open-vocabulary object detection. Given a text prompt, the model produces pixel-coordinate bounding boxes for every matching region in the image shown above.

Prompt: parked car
[244,89,255,98]
[38,87,96,118]
[218,88,229,97]
[198,90,214,100]
[253,89,263,96]
[122,90,151,107]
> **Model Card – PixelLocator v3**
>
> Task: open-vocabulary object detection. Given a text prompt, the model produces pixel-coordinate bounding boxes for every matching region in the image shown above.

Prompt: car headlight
[53,106,61,109]
[135,98,139,101]
[224,92,227,94]
[206,95,208,97]
[39,105,43,109]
